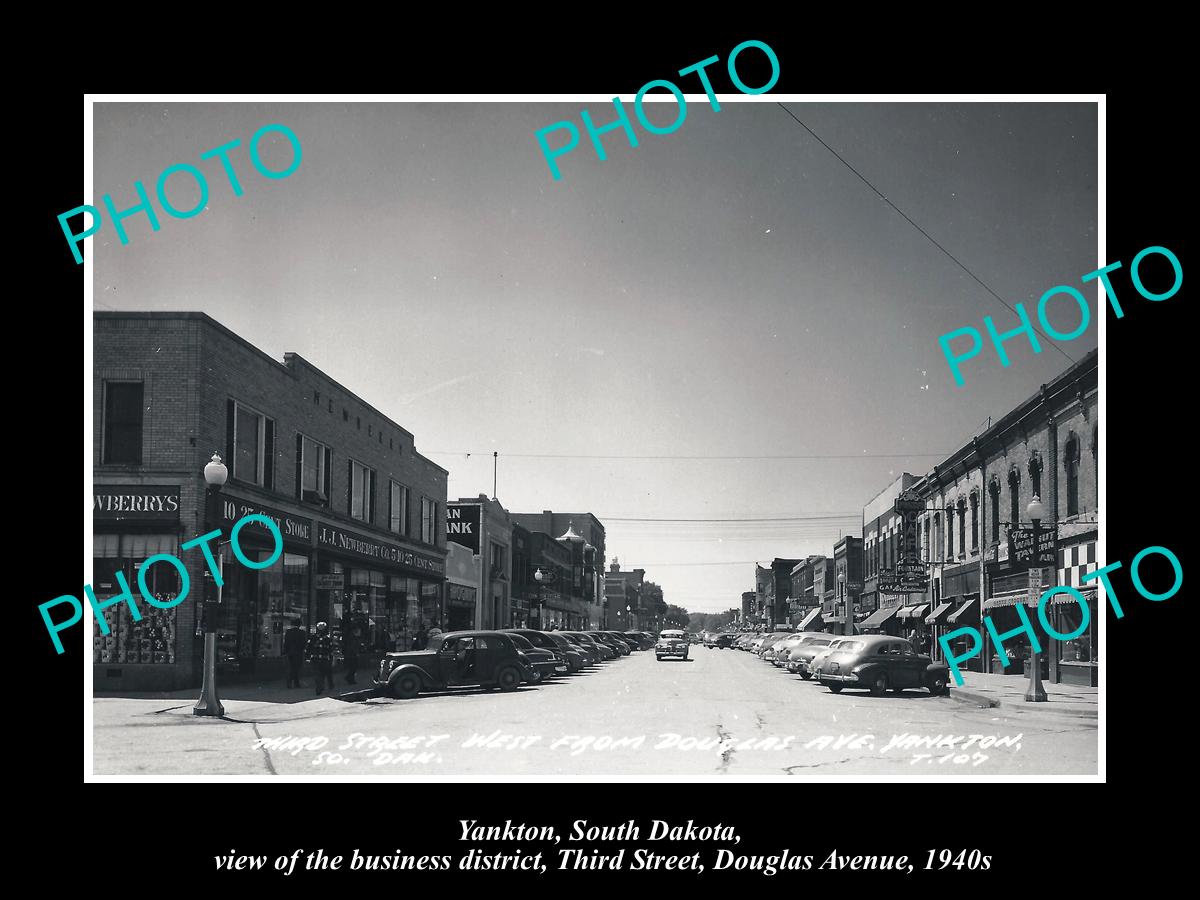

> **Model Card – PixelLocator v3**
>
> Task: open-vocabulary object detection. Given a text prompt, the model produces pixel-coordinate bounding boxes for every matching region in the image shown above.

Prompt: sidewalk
[94,675,378,707]
[949,672,1098,718]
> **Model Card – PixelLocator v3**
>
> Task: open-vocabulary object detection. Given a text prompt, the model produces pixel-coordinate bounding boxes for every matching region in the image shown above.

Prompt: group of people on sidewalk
[280,619,444,695]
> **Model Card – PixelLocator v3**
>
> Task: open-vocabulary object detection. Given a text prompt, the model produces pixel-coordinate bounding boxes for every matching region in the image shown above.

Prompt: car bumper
[817,673,862,684]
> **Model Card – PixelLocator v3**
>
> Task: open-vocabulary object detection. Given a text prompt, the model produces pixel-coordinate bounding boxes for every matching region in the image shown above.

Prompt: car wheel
[656,655,664,661]
[391,671,421,700]
[929,674,948,695]
[891,686,904,693]
[799,672,812,680]
[869,673,888,696]
[497,665,522,692]
[827,683,843,693]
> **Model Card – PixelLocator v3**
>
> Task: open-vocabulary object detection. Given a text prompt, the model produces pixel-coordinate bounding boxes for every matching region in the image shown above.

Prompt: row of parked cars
[702,630,951,696]
[373,628,657,699]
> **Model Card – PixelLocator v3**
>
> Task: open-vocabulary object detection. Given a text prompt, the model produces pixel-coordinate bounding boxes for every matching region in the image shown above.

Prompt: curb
[949,688,1098,719]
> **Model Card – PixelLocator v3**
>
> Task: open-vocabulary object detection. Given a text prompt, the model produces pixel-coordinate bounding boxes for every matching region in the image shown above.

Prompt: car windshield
[508,634,534,650]
[809,639,831,647]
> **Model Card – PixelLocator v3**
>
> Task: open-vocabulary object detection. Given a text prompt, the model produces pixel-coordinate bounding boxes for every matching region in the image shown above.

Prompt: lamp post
[533,567,546,630]
[1024,495,1048,703]
[194,453,227,717]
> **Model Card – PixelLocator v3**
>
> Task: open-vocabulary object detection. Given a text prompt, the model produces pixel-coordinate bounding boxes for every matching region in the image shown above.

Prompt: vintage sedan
[507,632,570,682]
[815,635,950,696]
[375,630,529,699]
[656,629,690,660]
[786,635,840,678]
[505,628,585,673]
[705,632,736,649]
[565,631,613,661]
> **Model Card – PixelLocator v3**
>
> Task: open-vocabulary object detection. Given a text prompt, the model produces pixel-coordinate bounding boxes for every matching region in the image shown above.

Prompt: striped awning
[925,602,953,624]
[906,603,930,620]
[797,608,823,630]
[896,606,916,619]
[859,605,901,629]
[947,598,980,625]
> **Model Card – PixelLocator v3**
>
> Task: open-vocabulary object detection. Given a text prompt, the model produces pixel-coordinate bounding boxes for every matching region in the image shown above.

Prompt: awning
[907,603,930,621]
[947,597,981,626]
[797,608,823,630]
[925,602,953,624]
[858,605,901,629]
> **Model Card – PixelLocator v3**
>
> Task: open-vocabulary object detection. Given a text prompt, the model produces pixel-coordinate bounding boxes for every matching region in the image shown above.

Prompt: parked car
[656,629,690,661]
[756,632,793,659]
[705,632,736,649]
[505,629,584,674]
[814,635,950,696]
[601,631,633,655]
[375,630,528,699]
[507,632,569,682]
[609,631,642,651]
[591,632,629,656]
[786,635,840,677]
[627,631,655,650]
[563,633,601,666]
[734,633,759,650]
[565,631,613,660]
[766,633,812,666]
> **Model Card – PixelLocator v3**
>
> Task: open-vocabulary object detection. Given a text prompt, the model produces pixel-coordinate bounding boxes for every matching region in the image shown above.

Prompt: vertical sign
[446,502,482,555]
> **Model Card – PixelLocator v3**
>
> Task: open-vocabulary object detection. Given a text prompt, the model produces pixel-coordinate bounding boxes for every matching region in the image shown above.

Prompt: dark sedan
[814,635,950,696]
[507,633,569,682]
[374,630,528,699]
[505,628,587,673]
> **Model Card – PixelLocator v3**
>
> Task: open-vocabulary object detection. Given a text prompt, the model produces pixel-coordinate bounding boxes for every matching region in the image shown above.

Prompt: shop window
[389,480,409,536]
[349,459,375,523]
[92,533,179,665]
[103,381,144,465]
[296,434,330,503]
[228,399,274,488]
[1065,432,1081,516]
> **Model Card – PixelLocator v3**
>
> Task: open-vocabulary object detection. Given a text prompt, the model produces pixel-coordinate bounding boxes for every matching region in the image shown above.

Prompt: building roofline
[94,310,449,476]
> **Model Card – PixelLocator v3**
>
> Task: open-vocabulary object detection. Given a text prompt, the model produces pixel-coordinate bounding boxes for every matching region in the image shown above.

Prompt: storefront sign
[94,485,180,521]
[1007,526,1058,569]
[446,502,482,555]
[1027,566,1043,605]
[318,523,446,577]
[315,573,344,591]
[221,497,312,544]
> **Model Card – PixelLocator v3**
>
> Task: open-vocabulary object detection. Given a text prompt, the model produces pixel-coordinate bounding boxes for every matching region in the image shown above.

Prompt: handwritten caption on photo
[252,730,1022,768]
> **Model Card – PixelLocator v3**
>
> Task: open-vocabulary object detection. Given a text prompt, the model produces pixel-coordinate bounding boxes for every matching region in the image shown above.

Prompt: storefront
[1052,538,1099,686]
[315,521,446,657]
[92,485,187,690]
[212,495,314,679]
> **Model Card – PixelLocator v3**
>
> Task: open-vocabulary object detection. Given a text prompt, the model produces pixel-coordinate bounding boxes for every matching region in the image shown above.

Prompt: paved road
[93,644,1097,777]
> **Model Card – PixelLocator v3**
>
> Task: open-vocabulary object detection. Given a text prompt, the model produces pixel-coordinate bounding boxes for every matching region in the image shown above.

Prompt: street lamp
[533,567,547,630]
[1025,495,1048,703]
[194,453,227,717]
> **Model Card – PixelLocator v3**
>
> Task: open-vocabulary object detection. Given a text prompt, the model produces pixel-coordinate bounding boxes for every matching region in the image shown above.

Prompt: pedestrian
[282,618,307,688]
[413,622,428,651]
[306,621,334,695]
[342,615,360,685]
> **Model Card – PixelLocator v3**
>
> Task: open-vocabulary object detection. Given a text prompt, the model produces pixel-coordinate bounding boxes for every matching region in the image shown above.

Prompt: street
[93,644,1097,776]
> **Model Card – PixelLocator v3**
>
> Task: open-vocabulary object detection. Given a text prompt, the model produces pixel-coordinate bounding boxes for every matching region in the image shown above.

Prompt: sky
[92,99,1098,613]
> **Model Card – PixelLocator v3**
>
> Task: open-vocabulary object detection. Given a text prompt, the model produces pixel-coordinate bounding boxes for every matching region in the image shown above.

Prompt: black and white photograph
[72,92,1120,782]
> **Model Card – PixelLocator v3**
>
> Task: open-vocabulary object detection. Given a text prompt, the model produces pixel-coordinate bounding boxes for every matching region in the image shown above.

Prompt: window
[970,491,979,551]
[490,542,506,578]
[421,497,437,544]
[989,478,1001,545]
[103,381,144,464]
[946,505,954,558]
[1029,452,1043,500]
[296,434,330,501]
[389,481,409,535]
[923,518,930,562]
[349,460,375,523]
[228,400,274,488]
[957,498,967,556]
[1008,467,1021,526]
[1065,433,1081,516]
[933,513,942,562]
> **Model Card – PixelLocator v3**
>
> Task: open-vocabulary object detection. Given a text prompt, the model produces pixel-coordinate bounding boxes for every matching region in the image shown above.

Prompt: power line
[604,513,859,523]
[431,451,948,460]
[775,102,1075,365]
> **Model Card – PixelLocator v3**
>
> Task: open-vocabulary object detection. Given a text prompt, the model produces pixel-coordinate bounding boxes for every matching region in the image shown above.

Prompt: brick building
[510,511,606,628]
[858,474,921,637]
[446,496,513,631]
[93,311,449,691]
[914,349,1099,685]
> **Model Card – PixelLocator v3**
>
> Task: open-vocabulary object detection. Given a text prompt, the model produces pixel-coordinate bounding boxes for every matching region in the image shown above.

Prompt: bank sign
[446,502,482,555]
